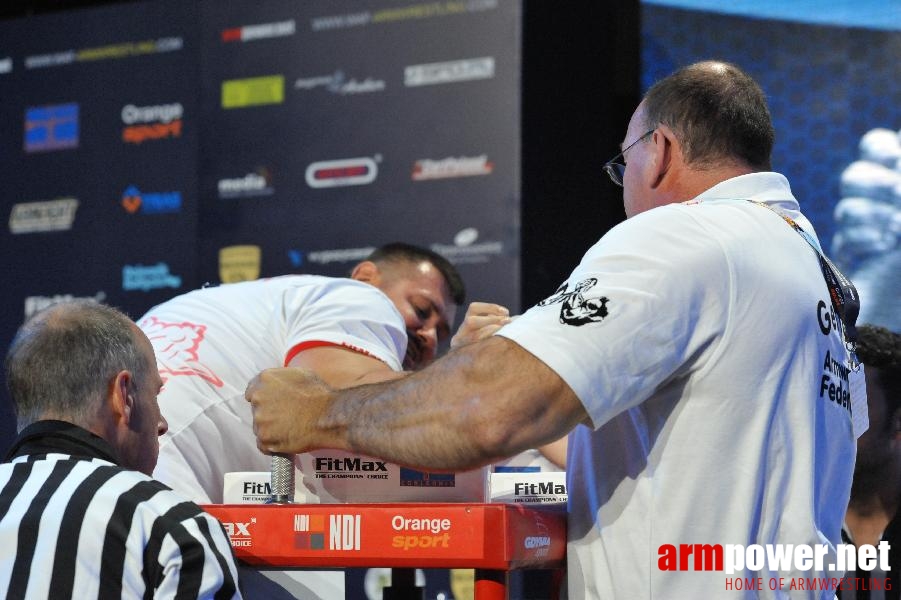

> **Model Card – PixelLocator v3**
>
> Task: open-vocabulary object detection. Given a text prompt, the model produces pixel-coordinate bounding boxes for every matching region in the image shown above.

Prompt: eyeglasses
[602,129,654,187]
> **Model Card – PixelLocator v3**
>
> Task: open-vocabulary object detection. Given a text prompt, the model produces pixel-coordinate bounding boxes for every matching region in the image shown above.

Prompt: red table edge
[201,502,566,570]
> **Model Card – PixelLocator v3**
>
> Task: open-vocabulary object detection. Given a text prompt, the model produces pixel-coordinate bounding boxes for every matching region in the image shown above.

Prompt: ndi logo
[294,514,361,551]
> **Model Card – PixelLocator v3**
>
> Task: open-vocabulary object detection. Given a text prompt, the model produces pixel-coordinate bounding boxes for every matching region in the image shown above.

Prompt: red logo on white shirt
[139,316,224,387]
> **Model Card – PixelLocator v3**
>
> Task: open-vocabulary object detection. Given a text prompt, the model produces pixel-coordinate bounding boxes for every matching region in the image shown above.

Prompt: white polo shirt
[499,173,859,599]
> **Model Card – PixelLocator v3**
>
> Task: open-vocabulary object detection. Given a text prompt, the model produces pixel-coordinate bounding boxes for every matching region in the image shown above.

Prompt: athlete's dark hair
[366,242,465,305]
[855,324,901,426]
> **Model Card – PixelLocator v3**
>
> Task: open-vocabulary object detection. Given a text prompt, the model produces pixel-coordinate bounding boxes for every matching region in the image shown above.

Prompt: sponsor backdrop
[0,5,518,424]
[0,1,202,448]
[641,0,901,335]
[0,3,520,597]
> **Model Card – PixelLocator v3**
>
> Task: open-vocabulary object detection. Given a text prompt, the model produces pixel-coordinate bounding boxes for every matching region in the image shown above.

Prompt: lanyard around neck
[750,201,860,369]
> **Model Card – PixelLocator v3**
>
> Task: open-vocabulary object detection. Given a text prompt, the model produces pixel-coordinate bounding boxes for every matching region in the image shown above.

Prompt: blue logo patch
[399,468,456,487]
[25,103,79,152]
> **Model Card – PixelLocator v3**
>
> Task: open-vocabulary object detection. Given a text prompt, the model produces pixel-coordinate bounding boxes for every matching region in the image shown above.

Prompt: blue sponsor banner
[24,103,79,152]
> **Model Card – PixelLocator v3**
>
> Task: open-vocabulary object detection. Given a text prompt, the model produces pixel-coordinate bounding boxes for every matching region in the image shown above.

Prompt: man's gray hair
[5,300,148,430]
[643,60,775,171]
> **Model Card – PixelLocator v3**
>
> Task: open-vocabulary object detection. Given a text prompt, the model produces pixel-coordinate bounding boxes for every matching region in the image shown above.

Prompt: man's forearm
[315,337,586,470]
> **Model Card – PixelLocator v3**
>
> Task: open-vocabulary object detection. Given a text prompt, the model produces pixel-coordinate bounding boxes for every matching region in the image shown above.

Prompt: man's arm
[247,336,589,471]
[536,436,568,470]
[287,346,405,388]
[289,301,516,389]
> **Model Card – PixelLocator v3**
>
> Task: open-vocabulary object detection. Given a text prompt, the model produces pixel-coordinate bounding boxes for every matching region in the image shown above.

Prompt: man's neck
[654,165,757,207]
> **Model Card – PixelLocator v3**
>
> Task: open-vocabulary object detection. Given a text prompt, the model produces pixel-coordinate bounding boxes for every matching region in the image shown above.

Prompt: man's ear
[649,124,680,189]
[110,370,134,426]
[350,261,381,285]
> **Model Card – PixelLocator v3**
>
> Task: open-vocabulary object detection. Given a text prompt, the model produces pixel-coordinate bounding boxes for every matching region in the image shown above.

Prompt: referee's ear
[109,370,135,426]
[95,369,134,450]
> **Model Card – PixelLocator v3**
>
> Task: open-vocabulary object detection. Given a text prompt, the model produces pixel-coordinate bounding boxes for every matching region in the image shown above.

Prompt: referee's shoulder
[118,468,214,522]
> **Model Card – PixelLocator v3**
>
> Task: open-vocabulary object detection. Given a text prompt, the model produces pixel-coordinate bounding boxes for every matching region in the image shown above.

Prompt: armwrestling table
[203,502,566,600]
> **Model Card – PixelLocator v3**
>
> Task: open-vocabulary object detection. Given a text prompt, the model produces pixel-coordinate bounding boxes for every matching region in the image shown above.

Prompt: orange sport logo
[121,103,183,144]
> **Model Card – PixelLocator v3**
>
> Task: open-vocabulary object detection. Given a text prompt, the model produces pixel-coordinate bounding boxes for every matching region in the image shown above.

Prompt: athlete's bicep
[286,345,403,389]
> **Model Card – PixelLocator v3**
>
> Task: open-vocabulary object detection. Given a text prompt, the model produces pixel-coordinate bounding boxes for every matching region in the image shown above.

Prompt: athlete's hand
[450,302,513,348]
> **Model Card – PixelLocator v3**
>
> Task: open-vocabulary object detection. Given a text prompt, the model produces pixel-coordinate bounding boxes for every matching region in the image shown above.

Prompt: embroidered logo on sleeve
[139,316,224,387]
[537,278,610,326]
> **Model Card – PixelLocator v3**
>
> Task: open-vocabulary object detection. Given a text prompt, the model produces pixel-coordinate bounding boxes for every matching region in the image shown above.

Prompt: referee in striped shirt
[1,300,242,599]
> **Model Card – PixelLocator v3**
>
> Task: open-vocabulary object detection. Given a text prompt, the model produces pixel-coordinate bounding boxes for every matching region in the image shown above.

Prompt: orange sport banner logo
[121,103,183,144]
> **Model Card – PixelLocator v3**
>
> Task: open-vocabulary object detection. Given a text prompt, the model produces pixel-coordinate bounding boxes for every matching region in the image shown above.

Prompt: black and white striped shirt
[0,421,241,599]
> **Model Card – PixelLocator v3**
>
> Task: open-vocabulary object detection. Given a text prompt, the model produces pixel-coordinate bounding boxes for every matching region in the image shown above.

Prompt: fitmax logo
[223,520,254,537]
[243,482,270,495]
[515,481,566,495]
[315,457,388,472]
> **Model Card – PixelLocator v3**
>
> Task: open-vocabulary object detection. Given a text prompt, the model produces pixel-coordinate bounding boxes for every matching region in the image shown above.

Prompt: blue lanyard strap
[750,201,860,369]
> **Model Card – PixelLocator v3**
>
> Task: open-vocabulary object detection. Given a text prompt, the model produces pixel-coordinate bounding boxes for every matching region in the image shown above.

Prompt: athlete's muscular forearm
[246,336,587,471]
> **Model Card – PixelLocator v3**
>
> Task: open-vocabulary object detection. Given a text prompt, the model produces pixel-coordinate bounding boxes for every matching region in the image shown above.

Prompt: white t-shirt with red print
[139,275,407,503]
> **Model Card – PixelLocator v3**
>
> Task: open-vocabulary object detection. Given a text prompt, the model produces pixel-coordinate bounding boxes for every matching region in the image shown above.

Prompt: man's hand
[245,367,335,455]
[450,302,512,349]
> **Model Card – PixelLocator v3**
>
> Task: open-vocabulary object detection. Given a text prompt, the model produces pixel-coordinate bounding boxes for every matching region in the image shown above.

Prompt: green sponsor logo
[221,75,285,109]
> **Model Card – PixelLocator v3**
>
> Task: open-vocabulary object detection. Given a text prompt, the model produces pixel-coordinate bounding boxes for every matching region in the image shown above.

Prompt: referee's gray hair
[5,300,148,431]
